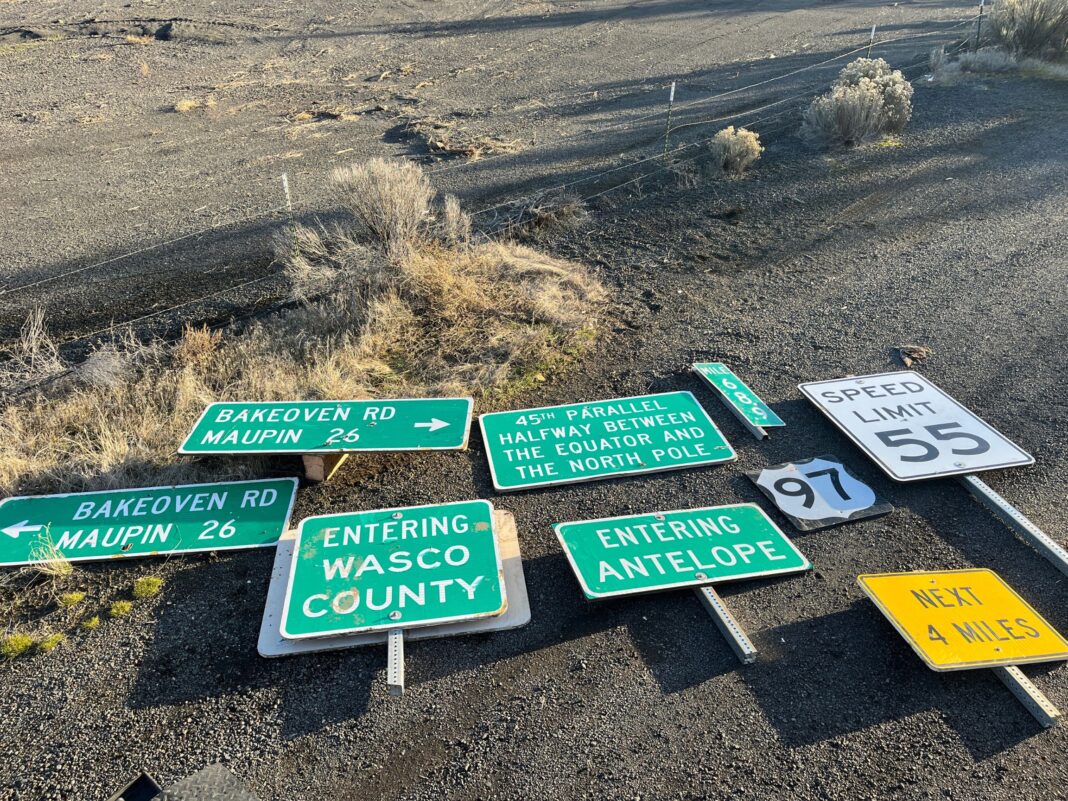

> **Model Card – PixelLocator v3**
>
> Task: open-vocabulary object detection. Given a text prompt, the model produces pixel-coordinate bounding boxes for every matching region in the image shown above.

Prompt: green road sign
[0,478,297,567]
[479,392,736,491]
[693,363,785,429]
[280,500,507,639]
[554,503,810,599]
[180,398,473,455]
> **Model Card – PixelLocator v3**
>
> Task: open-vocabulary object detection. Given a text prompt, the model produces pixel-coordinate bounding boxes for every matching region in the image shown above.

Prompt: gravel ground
[1,67,1066,800]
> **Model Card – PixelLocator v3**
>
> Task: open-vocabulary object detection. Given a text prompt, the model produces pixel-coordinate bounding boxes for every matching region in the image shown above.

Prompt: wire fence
[1,11,982,350]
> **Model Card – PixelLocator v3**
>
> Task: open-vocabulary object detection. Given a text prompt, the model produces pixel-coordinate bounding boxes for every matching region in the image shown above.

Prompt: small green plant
[110,600,134,618]
[58,591,86,608]
[132,576,164,599]
[1,633,35,658]
[37,633,64,653]
[81,616,101,631]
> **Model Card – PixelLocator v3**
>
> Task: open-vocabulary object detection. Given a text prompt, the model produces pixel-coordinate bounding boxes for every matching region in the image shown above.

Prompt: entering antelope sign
[554,504,809,599]
[479,392,736,491]
[180,398,473,454]
[858,569,1068,671]
[798,372,1033,482]
[0,478,297,566]
[280,500,506,639]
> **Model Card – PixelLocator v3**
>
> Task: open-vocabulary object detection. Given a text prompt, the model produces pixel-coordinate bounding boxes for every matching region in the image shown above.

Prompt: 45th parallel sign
[280,500,506,639]
[555,504,810,599]
[858,569,1068,671]
[479,392,736,491]
[180,399,473,455]
[0,478,297,566]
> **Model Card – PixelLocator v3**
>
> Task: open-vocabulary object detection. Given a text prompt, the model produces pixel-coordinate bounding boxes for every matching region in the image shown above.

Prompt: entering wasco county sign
[0,478,297,566]
[180,398,473,454]
[479,392,736,491]
[798,371,1033,482]
[555,503,810,599]
[280,500,506,639]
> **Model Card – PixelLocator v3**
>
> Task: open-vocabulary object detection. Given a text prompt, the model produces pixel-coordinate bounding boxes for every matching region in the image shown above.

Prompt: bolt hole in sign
[747,455,893,531]
[554,504,810,599]
[797,372,1033,481]
[280,500,506,639]
[858,569,1068,671]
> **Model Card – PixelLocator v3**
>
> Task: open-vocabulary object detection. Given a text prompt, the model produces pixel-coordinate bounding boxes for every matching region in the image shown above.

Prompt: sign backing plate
[259,510,530,657]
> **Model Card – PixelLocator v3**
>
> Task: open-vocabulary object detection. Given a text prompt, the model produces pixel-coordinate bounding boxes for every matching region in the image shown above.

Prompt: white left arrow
[2,520,41,539]
[413,418,450,433]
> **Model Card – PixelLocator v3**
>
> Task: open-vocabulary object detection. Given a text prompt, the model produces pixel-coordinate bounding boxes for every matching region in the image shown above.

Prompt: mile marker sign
[798,371,1033,482]
[280,499,506,639]
[180,398,473,454]
[0,478,297,567]
[858,569,1068,671]
[479,391,736,491]
[555,503,810,599]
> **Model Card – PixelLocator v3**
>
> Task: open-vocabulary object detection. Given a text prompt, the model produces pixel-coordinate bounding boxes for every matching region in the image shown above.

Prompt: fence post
[866,23,877,57]
[663,81,676,159]
[975,0,985,51]
[281,173,293,212]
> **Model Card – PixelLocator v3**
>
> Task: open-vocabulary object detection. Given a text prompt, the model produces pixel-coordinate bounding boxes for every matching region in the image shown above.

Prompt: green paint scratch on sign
[180,398,473,454]
[693,363,785,429]
[478,392,736,491]
[555,503,810,599]
[280,500,506,639]
[0,478,297,566]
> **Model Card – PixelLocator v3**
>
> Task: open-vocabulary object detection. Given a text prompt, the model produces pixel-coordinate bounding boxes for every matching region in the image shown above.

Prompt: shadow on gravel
[745,603,1050,759]
[406,552,740,695]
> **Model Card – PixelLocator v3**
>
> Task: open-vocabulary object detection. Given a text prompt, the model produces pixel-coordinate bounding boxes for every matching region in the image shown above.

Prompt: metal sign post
[387,628,405,696]
[555,504,810,665]
[859,569,1068,727]
[798,372,1064,572]
[958,475,1068,577]
[479,392,736,492]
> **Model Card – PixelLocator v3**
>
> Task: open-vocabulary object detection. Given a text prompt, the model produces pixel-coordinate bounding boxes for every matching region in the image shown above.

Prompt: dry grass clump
[29,536,74,579]
[801,58,914,147]
[708,126,763,174]
[0,306,66,394]
[0,159,604,495]
[991,0,1068,57]
[0,633,34,659]
[404,117,523,161]
[173,96,217,113]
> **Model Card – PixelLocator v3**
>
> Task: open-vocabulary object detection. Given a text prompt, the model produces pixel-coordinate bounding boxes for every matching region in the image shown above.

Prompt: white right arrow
[414,418,450,433]
[2,520,41,539]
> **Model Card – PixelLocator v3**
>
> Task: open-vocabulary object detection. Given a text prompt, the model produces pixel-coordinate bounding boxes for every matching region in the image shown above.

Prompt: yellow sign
[858,569,1068,672]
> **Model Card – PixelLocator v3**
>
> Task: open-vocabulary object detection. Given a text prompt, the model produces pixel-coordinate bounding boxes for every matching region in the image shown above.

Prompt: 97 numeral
[773,467,851,509]
[874,422,990,463]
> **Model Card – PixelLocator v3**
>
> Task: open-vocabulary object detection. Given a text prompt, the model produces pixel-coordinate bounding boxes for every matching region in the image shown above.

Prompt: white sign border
[798,371,1034,482]
[279,498,507,640]
[179,397,475,455]
[0,477,298,567]
[554,502,811,600]
[478,391,737,492]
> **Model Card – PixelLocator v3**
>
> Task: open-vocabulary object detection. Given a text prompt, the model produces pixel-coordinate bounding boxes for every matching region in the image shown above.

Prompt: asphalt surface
[1,67,1066,800]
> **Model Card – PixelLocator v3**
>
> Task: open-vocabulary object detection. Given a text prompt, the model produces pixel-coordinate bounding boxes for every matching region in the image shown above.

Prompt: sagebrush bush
[330,158,433,257]
[708,126,763,174]
[801,58,914,146]
[991,0,1068,57]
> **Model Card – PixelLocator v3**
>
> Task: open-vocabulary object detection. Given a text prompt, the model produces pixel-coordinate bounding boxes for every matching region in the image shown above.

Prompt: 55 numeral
[874,422,990,463]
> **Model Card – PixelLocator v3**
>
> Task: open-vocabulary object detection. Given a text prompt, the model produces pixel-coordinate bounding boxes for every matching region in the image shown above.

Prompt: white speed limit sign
[798,371,1033,482]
